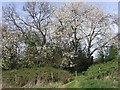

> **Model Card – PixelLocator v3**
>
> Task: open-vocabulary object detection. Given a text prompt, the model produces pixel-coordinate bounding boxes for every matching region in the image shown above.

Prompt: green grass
[2,59,119,88]
[65,60,119,88]
[80,80,118,88]
[85,60,118,79]
[65,79,118,88]
[2,67,73,88]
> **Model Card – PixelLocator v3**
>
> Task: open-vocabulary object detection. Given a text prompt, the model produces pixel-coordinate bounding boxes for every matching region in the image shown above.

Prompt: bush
[2,67,73,88]
[105,46,118,62]
[96,45,118,63]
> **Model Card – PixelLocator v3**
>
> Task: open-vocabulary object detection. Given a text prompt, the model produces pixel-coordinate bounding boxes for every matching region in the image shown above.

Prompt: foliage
[97,45,118,63]
[66,51,90,73]
[105,46,118,62]
[2,27,20,70]
[2,67,73,88]
[39,46,63,68]
[97,50,105,63]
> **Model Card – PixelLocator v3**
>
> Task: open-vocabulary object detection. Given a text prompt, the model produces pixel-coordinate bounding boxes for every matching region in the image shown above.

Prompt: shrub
[2,67,73,88]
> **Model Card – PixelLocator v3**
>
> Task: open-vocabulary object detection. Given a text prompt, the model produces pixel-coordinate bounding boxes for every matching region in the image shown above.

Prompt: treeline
[2,2,118,72]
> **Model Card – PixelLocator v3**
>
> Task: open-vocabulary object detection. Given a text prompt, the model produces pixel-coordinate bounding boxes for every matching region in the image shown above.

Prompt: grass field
[2,59,119,88]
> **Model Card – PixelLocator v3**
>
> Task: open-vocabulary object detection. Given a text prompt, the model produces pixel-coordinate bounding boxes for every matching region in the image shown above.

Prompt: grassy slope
[65,60,119,88]
[2,67,73,88]
[2,59,119,88]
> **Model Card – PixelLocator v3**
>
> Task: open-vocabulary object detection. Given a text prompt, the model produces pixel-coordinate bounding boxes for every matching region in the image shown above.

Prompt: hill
[2,67,73,88]
[65,59,119,88]
[2,59,119,88]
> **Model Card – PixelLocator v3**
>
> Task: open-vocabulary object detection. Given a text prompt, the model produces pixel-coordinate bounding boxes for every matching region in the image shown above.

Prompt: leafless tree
[2,2,53,49]
[52,2,116,60]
